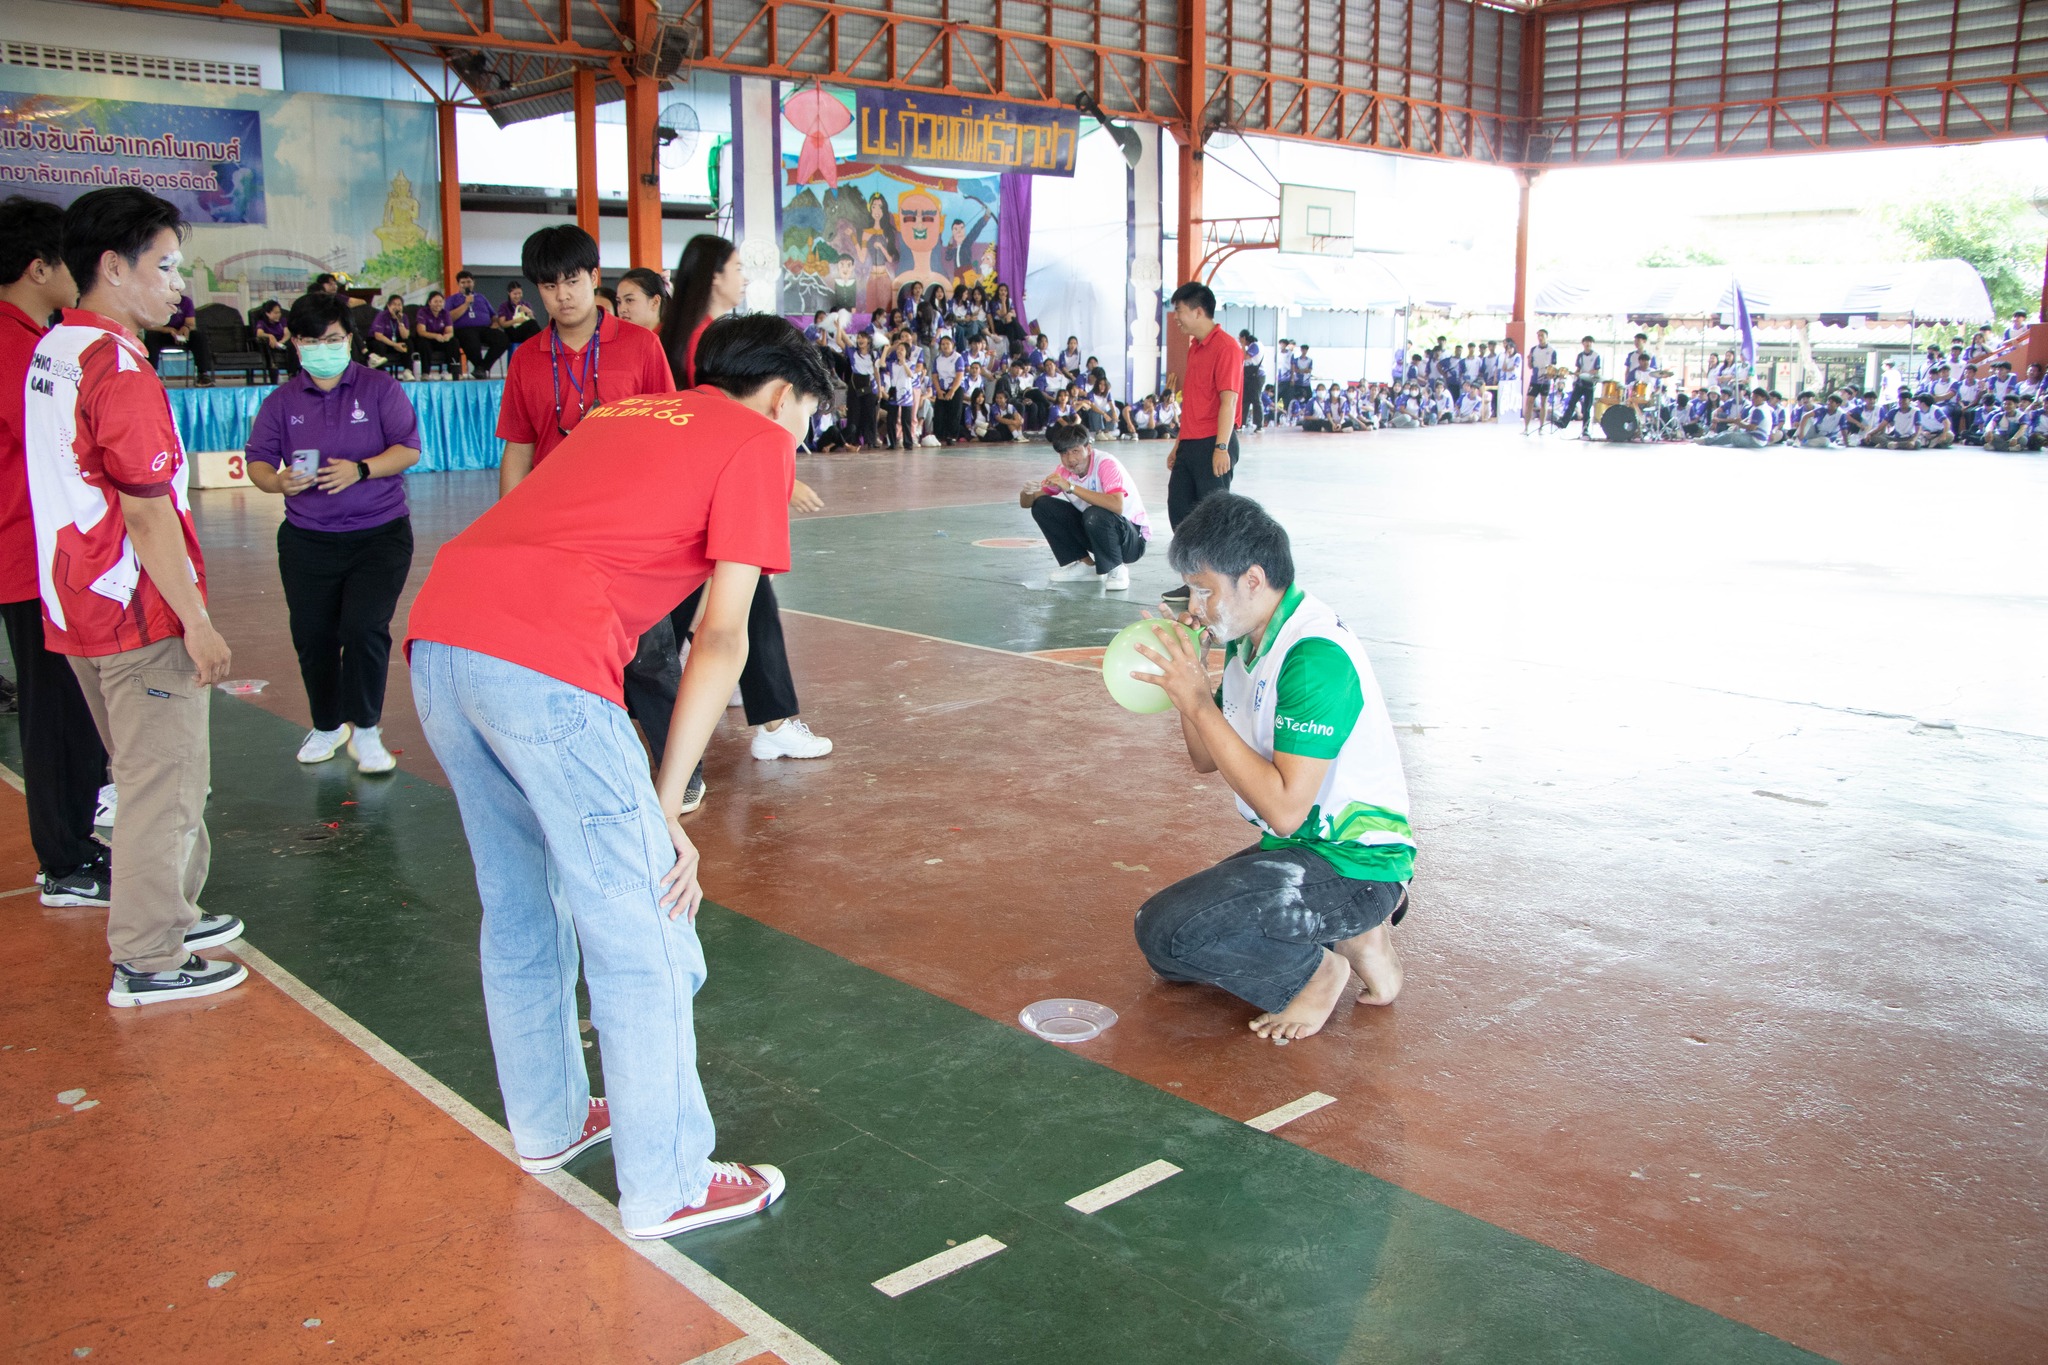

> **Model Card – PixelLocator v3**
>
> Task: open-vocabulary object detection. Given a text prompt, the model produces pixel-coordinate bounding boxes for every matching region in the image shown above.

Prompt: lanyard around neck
[549,322,602,436]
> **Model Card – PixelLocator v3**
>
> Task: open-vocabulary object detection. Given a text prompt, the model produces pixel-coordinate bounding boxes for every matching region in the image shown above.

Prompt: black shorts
[1527,379,1551,397]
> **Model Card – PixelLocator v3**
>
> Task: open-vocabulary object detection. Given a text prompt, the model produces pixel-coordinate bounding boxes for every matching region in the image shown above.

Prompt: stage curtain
[168,377,505,472]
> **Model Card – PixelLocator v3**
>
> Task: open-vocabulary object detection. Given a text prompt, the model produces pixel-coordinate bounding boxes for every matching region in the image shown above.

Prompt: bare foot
[1332,922,1403,1007]
[1248,950,1352,1044]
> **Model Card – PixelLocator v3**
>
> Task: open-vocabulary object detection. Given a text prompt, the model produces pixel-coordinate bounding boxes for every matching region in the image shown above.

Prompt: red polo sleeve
[704,431,794,574]
[86,363,182,497]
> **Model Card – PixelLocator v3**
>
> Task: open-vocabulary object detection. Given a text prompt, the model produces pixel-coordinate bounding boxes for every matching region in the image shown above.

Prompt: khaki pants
[69,637,211,971]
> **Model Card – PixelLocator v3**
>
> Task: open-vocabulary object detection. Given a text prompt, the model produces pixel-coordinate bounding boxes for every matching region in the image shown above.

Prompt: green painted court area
[195,693,1826,1365]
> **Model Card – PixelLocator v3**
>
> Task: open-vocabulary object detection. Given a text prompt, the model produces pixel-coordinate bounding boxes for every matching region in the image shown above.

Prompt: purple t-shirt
[418,304,450,335]
[166,295,195,329]
[450,291,495,329]
[246,363,418,533]
[254,314,287,342]
[371,310,406,340]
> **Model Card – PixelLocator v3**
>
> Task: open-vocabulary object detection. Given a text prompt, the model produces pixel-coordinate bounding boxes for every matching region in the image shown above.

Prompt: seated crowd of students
[798,303,1189,451]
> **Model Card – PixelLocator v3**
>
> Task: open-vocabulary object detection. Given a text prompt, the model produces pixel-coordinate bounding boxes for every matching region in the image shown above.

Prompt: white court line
[677,1336,766,1365]
[234,944,838,1365]
[1245,1092,1338,1133]
[0,883,42,899]
[871,1235,1007,1298]
[780,608,1096,671]
[1065,1159,1182,1214]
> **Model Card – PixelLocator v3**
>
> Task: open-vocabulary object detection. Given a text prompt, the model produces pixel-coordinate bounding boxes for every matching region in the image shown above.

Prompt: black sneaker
[41,857,111,908]
[679,771,708,815]
[1160,584,1193,608]
[184,913,245,952]
[107,954,247,1008]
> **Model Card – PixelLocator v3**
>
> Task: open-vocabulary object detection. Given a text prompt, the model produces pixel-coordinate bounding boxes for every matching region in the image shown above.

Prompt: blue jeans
[1134,845,1406,1014]
[411,641,713,1226]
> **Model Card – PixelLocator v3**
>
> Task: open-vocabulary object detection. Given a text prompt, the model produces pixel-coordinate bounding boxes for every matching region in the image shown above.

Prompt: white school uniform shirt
[1573,349,1601,378]
[934,350,961,387]
[1890,406,1918,436]
[1528,344,1556,374]
[1916,407,1949,435]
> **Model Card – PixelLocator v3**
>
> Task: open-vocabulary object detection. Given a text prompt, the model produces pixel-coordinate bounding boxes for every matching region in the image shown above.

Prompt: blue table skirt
[168,378,504,472]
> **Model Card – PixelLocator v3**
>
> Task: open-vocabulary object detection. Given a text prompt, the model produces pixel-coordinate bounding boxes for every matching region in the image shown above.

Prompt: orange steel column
[623,75,663,269]
[1506,170,1536,355]
[573,67,600,236]
[436,99,463,295]
[1168,0,1207,386]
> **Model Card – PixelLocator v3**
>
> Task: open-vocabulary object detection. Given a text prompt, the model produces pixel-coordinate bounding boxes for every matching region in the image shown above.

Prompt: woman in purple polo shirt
[243,292,421,774]
[368,293,416,377]
[413,290,456,378]
[253,298,295,379]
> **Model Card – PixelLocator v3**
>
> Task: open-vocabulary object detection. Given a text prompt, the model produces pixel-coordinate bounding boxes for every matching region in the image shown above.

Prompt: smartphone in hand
[290,449,321,480]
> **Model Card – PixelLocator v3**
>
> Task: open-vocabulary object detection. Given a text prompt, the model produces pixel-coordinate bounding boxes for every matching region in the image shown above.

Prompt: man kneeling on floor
[1021,421,1151,591]
[1130,494,1414,1043]
[402,315,829,1239]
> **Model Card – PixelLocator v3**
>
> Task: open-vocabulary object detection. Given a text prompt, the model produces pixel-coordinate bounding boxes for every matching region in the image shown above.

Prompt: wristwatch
[355,460,372,483]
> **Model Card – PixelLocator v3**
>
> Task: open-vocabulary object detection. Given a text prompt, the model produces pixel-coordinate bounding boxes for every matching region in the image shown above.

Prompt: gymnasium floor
[8,425,2045,1364]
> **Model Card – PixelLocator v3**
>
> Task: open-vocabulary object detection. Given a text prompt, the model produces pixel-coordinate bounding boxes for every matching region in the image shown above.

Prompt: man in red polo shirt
[495,225,673,498]
[1163,281,1244,606]
[0,196,112,911]
[24,187,245,1006]
[403,314,830,1242]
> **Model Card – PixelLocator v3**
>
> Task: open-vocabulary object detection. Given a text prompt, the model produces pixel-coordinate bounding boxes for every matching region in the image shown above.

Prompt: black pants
[848,382,879,446]
[454,327,510,376]
[881,402,914,448]
[144,327,213,380]
[1562,379,1597,430]
[625,576,801,762]
[1021,391,1050,429]
[277,516,415,731]
[502,321,542,347]
[415,337,458,375]
[0,599,107,878]
[1031,497,1147,573]
[1166,431,1240,530]
[1242,368,1265,429]
[934,395,964,441]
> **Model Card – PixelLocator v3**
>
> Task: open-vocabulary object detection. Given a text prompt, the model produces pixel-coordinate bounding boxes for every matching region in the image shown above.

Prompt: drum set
[1588,373,1686,443]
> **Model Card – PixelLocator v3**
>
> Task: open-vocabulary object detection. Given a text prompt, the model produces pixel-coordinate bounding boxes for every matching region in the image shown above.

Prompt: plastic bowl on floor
[1018,999,1118,1044]
[216,679,269,695]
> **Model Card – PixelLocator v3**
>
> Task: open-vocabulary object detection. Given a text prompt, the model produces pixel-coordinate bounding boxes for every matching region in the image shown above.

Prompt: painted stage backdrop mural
[0,70,441,311]
[779,160,1000,316]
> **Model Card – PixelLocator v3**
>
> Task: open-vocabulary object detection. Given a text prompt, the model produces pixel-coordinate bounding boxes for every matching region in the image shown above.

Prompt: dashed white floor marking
[1065,1159,1182,1214]
[0,883,43,899]
[1245,1092,1338,1132]
[234,944,837,1365]
[677,1336,766,1365]
[872,1235,1007,1298]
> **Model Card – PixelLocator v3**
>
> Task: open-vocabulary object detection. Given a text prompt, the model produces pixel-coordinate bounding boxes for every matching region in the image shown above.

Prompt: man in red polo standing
[25,187,245,1005]
[1163,281,1243,606]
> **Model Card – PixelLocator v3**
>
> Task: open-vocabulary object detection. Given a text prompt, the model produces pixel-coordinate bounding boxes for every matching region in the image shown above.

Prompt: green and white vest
[1217,585,1415,881]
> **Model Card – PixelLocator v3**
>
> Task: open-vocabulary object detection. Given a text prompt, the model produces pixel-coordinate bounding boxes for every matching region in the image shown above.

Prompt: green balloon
[1103,619,1201,713]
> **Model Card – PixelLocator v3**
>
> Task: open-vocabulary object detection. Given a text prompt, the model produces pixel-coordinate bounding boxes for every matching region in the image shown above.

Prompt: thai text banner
[0,93,266,223]
[855,91,1078,177]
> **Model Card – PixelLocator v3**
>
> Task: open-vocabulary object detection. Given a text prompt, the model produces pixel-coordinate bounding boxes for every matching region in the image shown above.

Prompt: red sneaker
[623,1162,786,1240]
[519,1098,612,1173]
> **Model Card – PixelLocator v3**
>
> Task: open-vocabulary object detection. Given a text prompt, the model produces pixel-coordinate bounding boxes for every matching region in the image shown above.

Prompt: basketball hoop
[1278,186,1356,258]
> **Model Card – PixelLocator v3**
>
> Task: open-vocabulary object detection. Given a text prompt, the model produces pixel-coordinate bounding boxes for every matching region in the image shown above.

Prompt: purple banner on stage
[855,90,1078,177]
[0,93,264,223]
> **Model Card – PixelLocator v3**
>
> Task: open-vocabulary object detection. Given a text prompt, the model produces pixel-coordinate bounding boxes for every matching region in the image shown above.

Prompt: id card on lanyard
[549,323,603,438]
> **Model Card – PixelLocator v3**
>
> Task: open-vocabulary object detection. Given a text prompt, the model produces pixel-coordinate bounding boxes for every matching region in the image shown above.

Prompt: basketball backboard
[1278,185,1356,257]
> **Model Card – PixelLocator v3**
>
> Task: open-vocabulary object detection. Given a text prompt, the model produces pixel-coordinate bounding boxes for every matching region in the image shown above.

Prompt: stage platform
[168,377,505,472]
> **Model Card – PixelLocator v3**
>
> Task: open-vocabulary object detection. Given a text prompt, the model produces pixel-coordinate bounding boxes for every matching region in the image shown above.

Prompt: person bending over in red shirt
[402,314,831,1241]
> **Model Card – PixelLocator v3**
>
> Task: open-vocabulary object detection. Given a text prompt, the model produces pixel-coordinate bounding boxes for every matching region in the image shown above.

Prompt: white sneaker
[1048,560,1098,583]
[1102,565,1130,591]
[94,783,117,827]
[348,725,396,774]
[751,717,833,760]
[297,725,351,764]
